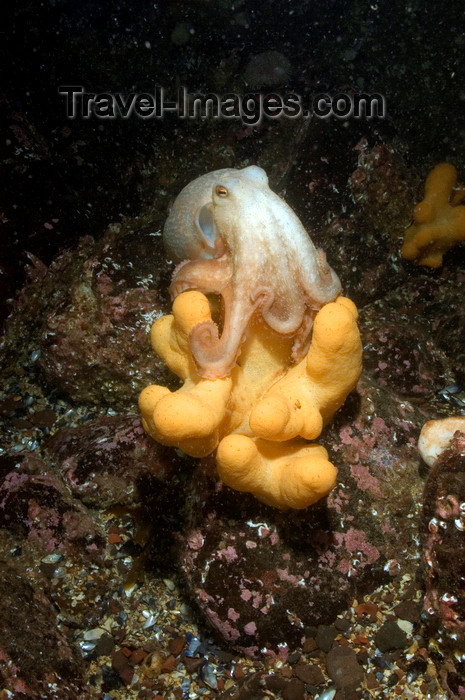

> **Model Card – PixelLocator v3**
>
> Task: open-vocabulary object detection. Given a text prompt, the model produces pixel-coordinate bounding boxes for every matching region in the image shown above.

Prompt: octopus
[163,165,341,379]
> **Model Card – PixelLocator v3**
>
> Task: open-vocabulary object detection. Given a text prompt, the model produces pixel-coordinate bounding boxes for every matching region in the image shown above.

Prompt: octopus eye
[215,185,228,198]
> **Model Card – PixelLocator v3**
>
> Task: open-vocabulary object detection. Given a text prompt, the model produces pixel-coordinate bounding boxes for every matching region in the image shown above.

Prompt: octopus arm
[169,255,233,298]
[189,285,264,379]
[301,248,342,306]
[260,289,306,335]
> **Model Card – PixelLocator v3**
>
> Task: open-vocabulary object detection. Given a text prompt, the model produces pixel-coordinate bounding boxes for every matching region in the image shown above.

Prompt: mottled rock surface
[45,414,183,508]
[0,563,89,699]
[39,219,174,409]
[0,453,102,559]
[177,367,427,655]
[298,140,417,311]
[421,430,465,647]
[2,218,176,411]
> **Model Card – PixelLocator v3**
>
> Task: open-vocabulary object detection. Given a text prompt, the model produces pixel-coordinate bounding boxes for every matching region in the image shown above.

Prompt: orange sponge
[249,297,362,441]
[139,291,362,509]
[139,291,233,457]
[401,163,465,267]
[216,435,337,510]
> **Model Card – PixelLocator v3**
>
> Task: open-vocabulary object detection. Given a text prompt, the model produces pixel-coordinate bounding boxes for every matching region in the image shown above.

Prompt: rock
[112,648,135,685]
[178,360,430,655]
[348,142,415,234]
[293,663,325,685]
[217,669,264,699]
[315,624,338,652]
[1,237,95,379]
[0,453,102,559]
[45,414,183,508]
[264,674,287,692]
[286,650,302,664]
[361,314,453,400]
[393,600,421,626]
[421,271,465,386]
[374,620,408,652]
[312,142,416,309]
[178,446,390,656]
[326,645,364,689]
[282,677,305,700]
[168,636,185,656]
[39,219,174,409]
[334,618,352,632]
[0,562,88,698]
[183,656,204,674]
[421,430,465,647]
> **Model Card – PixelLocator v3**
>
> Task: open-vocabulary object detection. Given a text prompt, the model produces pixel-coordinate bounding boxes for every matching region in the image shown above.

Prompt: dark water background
[2,0,464,324]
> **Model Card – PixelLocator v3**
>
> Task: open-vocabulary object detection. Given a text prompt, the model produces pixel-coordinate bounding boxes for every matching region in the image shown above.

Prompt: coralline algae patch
[45,414,183,509]
[0,455,102,558]
[178,458,391,657]
[421,431,465,647]
[360,312,453,400]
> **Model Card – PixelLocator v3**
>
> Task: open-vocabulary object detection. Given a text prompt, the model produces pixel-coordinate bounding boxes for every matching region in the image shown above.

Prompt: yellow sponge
[249,297,362,441]
[401,163,465,267]
[216,435,337,510]
[139,292,362,509]
[139,291,233,457]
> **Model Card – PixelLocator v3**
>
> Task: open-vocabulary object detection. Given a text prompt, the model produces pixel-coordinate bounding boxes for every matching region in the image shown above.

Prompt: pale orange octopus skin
[163,166,341,379]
